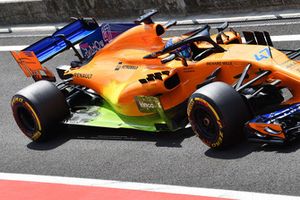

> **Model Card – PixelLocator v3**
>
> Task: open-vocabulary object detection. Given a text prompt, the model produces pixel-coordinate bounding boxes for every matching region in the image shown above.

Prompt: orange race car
[10,10,300,149]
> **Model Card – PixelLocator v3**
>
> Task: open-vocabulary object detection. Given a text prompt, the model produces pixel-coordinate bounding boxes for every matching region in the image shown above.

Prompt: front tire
[187,82,252,149]
[11,80,69,142]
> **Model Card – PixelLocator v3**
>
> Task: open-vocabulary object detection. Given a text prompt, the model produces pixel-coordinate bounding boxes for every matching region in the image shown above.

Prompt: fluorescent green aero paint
[88,103,165,132]
[65,100,167,132]
[65,96,177,132]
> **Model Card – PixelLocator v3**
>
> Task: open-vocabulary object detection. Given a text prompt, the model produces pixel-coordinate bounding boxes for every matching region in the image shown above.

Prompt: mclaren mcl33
[10,10,300,148]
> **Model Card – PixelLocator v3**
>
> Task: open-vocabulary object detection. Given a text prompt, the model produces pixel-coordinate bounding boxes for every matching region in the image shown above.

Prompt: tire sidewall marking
[11,96,42,141]
[23,102,41,131]
[188,97,224,148]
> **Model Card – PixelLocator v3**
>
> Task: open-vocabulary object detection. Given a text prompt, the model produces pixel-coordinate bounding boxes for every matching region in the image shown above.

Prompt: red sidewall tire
[188,82,252,149]
[188,97,224,148]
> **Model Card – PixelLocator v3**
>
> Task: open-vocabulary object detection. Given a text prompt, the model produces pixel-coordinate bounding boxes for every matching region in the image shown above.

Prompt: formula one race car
[10,10,300,149]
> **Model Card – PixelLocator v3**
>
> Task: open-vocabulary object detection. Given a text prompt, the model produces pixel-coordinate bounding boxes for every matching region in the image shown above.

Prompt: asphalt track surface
[0,17,300,197]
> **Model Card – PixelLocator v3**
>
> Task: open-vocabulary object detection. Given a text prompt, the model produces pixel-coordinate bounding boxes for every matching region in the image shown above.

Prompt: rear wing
[79,22,136,59]
[11,18,136,82]
[24,18,99,63]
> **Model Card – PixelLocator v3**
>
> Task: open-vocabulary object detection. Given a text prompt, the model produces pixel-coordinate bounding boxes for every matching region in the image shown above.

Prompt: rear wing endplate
[11,51,56,81]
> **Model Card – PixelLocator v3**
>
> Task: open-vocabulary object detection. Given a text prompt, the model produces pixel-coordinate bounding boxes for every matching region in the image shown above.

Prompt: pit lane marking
[0,45,27,51]
[0,0,42,3]
[1,20,300,37]
[2,20,300,36]
[0,172,299,200]
[0,44,80,51]
[170,21,300,31]
[1,34,300,52]
[174,13,300,25]
[0,11,300,34]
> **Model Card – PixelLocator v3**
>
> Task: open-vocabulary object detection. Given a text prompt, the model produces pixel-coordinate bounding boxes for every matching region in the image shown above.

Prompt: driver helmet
[165,36,192,59]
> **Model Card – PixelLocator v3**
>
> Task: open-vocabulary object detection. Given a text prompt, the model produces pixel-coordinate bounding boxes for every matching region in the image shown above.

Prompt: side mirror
[134,9,158,24]
[217,22,228,32]
[163,20,177,29]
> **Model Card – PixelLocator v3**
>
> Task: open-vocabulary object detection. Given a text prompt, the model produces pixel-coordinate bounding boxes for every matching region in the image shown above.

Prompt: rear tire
[11,80,69,142]
[187,82,252,149]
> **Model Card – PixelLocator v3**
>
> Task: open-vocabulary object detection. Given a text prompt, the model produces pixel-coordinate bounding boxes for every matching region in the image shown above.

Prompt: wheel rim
[17,107,36,132]
[193,107,219,140]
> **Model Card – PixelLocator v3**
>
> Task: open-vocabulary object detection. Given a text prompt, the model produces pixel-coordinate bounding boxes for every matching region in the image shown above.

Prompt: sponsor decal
[11,97,24,105]
[101,23,113,43]
[115,62,122,71]
[207,61,232,65]
[80,23,136,59]
[183,67,195,73]
[121,65,138,70]
[73,73,93,79]
[115,62,138,71]
[80,40,105,59]
[254,47,271,61]
[279,59,299,72]
[135,96,160,113]
[210,130,223,148]
[139,101,156,110]
[32,131,42,141]
[187,98,194,117]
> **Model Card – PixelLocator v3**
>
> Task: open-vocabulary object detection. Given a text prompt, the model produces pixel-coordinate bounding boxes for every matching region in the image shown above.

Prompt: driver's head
[165,36,192,60]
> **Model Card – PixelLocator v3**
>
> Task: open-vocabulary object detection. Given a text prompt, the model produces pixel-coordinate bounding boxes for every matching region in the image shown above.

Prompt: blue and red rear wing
[79,22,136,59]
[23,18,99,63]
[12,18,136,81]
[23,18,136,63]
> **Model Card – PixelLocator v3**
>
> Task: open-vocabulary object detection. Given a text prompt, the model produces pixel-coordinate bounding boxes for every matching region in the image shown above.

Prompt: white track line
[10,26,57,32]
[162,12,300,25]
[0,172,299,200]
[0,12,300,33]
[176,15,276,25]
[0,34,52,38]
[0,44,81,51]
[170,21,300,31]
[0,0,42,4]
[0,21,300,40]
[0,45,27,51]
[1,20,299,36]
[0,0,41,3]
[272,35,300,42]
[1,34,300,52]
